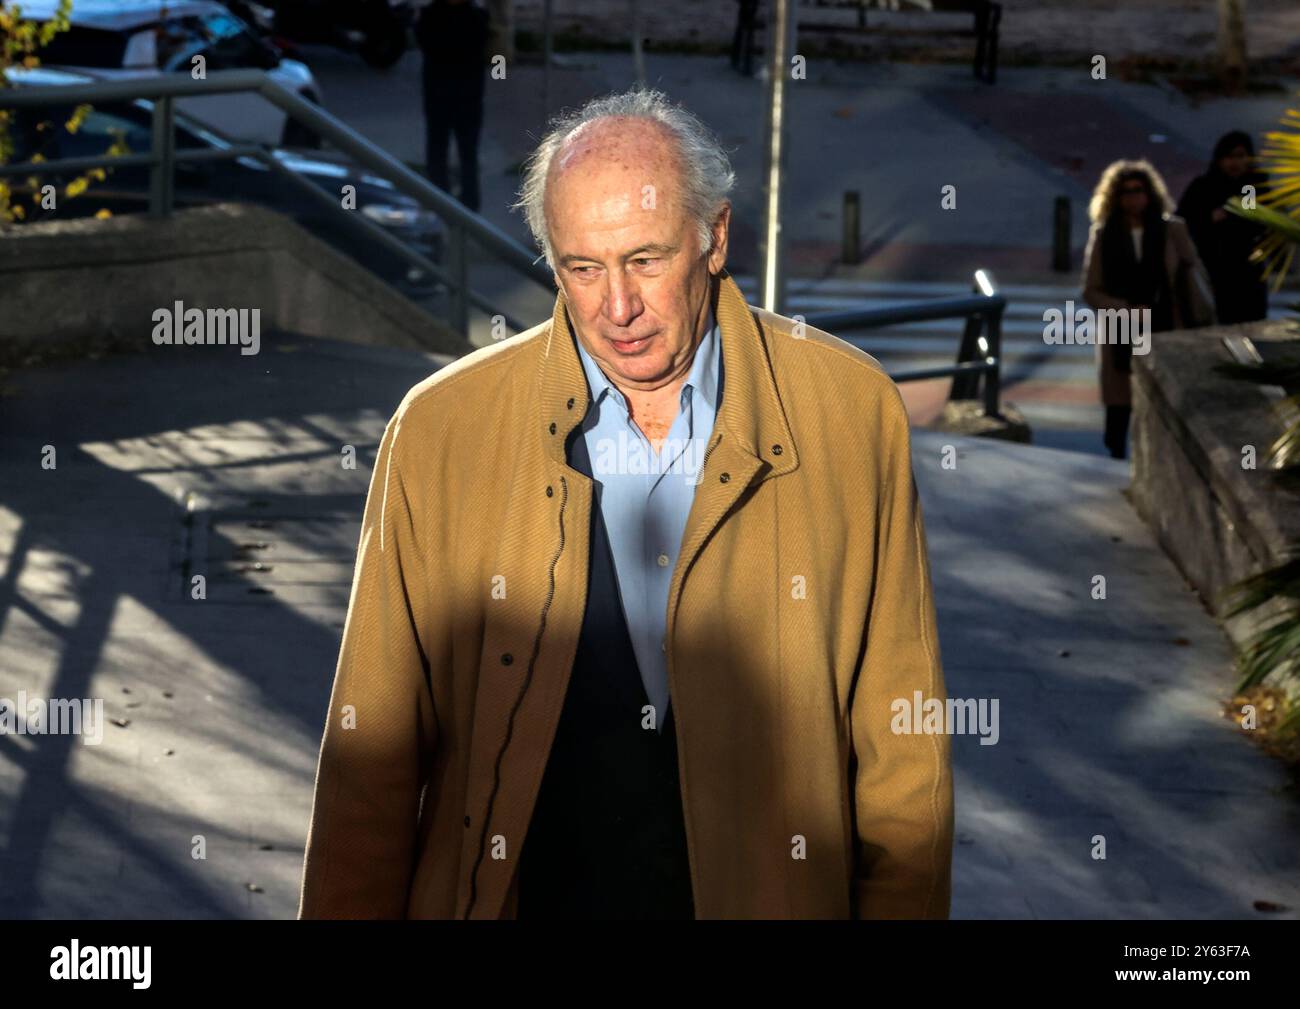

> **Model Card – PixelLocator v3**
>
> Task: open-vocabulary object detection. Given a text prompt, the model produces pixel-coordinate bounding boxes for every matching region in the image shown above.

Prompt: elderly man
[298,88,953,920]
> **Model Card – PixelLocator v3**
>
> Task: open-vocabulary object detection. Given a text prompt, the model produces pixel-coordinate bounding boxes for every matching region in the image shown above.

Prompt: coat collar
[536,268,798,482]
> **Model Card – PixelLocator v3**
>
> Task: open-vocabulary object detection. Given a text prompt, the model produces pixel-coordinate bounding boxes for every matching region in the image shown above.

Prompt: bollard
[1052,195,1071,272]
[842,191,860,265]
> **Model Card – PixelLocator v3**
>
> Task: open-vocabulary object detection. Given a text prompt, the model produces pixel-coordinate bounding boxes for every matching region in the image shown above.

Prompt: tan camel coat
[297,270,954,919]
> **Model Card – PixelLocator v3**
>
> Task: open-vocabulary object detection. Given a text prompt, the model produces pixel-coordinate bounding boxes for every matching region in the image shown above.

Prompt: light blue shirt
[572,305,724,732]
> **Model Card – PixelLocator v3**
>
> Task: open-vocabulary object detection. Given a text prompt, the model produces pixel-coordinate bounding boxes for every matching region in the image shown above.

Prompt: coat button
[549,422,557,434]
[772,444,783,455]
[501,653,513,665]
[720,472,730,483]
[464,815,471,828]
[566,397,575,409]
[545,485,553,497]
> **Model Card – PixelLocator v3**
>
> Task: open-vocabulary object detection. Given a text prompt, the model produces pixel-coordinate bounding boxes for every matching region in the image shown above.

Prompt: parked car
[23,0,324,148]
[249,0,416,69]
[2,67,443,295]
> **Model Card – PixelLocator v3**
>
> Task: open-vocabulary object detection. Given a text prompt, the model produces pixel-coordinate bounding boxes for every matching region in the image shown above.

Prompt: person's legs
[1103,405,1131,459]
[451,95,484,213]
[730,4,742,69]
[1213,270,1269,325]
[1243,279,1269,324]
[423,81,454,194]
[741,0,758,76]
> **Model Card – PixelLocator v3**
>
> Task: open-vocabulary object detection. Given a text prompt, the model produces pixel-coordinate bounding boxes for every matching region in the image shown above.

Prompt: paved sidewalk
[0,334,1295,918]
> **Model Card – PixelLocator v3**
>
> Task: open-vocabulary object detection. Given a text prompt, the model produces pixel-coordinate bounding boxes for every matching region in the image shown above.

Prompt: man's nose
[604,275,642,327]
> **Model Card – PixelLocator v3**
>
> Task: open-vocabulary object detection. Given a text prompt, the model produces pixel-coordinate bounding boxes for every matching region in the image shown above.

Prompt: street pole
[759,0,793,314]
[543,0,553,120]
[631,0,646,87]
[487,0,514,64]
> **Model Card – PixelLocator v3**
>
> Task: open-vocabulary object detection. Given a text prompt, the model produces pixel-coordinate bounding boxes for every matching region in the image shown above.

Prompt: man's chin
[609,356,671,386]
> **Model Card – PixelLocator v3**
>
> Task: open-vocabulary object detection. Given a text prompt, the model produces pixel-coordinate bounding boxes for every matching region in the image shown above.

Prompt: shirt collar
[574,326,620,410]
[686,302,721,412]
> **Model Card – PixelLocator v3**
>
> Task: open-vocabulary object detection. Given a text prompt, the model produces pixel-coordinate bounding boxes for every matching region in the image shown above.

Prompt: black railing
[803,270,1006,417]
[0,70,554,337]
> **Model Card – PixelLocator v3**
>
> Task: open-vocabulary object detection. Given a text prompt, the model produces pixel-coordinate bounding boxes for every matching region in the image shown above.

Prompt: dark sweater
[514,426,695,919]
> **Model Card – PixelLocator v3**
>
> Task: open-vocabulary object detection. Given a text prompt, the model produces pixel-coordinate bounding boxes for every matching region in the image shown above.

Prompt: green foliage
[1221,560,1300,728]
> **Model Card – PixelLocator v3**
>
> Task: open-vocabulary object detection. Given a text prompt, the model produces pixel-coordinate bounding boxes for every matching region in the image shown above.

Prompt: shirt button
[661,638,667,653]
[657,553,670,567]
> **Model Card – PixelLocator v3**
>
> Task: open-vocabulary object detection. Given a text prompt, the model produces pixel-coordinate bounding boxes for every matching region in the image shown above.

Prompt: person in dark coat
[416,0,490,213]
[1176,130,1269,324]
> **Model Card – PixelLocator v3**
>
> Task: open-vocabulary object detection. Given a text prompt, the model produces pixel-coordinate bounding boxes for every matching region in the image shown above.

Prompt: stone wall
[1131,319,1300,644]
[0,202,470,364]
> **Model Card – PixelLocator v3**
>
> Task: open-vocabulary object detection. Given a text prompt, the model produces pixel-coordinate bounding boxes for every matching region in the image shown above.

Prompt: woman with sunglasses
[1082,159,1215,459]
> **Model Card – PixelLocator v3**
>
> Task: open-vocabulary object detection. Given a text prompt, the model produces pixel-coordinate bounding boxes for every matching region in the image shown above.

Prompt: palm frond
[1272,394,1300,467]
[1233,612,1300,691]
[1227,199,1300,244]
[1221,560,1300,692]
[1221,558,1300,619]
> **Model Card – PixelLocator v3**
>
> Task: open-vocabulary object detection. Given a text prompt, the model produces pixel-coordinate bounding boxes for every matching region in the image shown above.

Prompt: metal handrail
[802,292,1005,330]
[803,269,1006,417]
[0,69,554,337]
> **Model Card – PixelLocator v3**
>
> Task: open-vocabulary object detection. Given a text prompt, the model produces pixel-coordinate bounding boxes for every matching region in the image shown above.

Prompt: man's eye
[632,258,657,267]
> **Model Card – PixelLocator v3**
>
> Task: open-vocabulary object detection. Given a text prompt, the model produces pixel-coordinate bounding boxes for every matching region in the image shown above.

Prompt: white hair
[511,87,736,270]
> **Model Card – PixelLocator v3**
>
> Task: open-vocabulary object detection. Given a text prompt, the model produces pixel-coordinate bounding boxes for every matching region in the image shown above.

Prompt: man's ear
[707,202,731,275]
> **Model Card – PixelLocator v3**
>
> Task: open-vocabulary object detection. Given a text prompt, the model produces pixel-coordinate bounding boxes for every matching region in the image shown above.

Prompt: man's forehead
[549,152,683,222]
[553,117,678,175]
